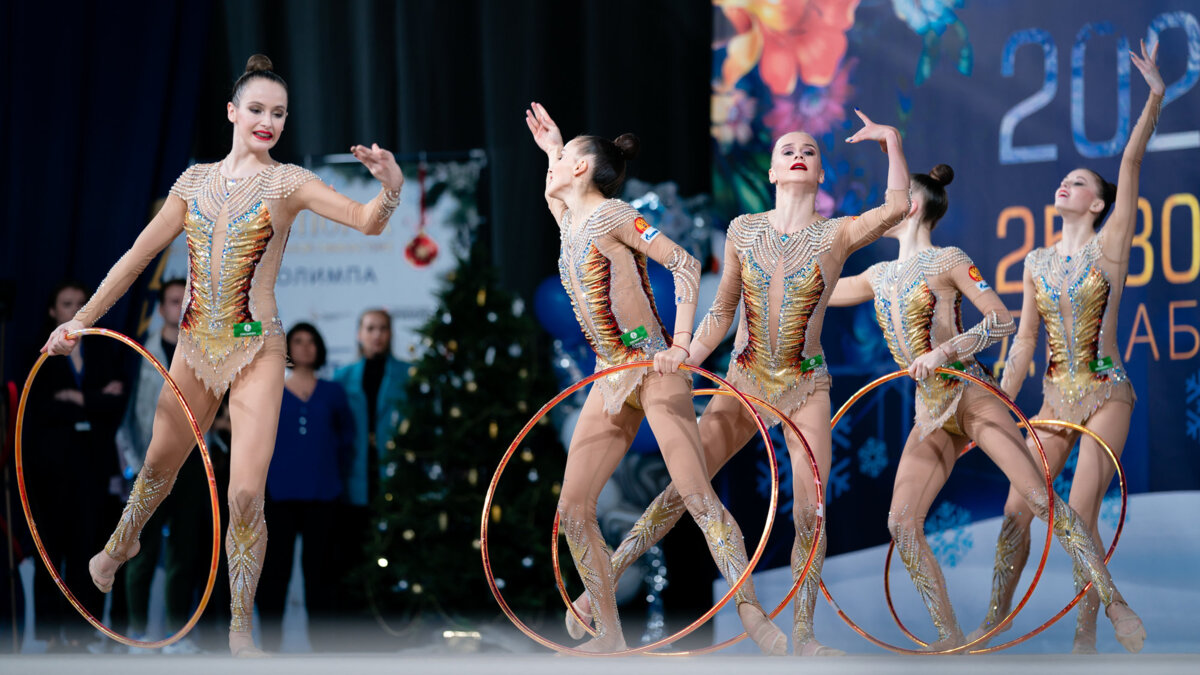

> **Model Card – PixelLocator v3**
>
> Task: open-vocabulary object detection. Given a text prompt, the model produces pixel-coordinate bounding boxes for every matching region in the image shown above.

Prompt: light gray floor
[1,653,1198,675]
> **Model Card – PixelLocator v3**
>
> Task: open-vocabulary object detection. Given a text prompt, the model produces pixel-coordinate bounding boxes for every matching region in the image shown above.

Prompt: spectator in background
[23,281,128,652]
[332,309,408,634]
[258,322,353,652]
[117,278,208,654]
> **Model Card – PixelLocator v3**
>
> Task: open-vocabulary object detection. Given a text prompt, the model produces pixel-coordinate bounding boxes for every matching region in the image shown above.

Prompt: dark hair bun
[245,54,274,74]
[613,133,641,161]
[929,163,954,187]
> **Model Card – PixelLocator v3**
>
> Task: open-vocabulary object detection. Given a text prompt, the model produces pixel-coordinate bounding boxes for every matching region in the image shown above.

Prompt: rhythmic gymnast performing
[827,161,1145,651]
[968,39,1162,654]
[562,109,913,656]
[40,54,404,656]
[523,101,790,653]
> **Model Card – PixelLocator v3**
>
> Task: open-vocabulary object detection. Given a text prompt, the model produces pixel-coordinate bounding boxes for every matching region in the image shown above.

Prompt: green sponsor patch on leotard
[233,321,263,337]
[621,325,649,348]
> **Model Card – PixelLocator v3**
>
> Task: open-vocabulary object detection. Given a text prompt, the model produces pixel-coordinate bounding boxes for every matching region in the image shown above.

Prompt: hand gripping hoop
[16,328,220,649]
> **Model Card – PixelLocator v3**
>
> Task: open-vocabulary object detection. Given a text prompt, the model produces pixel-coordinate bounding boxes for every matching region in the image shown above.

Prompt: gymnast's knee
[887,512,924,547]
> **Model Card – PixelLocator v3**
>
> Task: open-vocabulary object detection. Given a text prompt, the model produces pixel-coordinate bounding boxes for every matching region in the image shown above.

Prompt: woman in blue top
[258,322,354,651]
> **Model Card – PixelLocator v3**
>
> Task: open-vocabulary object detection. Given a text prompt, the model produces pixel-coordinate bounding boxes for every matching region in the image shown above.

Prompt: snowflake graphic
[1188,369,1200,442]
[1100,486,1124,530]
[925,501,974,568]
[827,456,852,500]
[857,437,888,478]
[757,435,794,515]
[1053,445,1080,496]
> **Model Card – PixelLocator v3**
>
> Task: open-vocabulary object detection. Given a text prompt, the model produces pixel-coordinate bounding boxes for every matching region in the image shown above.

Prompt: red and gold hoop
[552,388,825,656]
[883,418,1127,653]
[817,367,1055,655]
[482,362,779,656]
[15,328,221,649]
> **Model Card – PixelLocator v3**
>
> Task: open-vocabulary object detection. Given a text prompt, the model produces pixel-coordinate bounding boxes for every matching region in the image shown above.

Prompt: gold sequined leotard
[558,199,700,413]
[693,189,910,423]
[1002,93,1163,423]
[1012,233,1134,424]
[74,162,400,394]
[864,247,1014,437]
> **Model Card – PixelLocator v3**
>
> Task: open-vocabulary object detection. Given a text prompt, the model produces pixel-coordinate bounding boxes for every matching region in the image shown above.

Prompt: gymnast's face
[769,132,824,188]
[227,79,288,152]
[545,138,587,200]
[1054,169,1104,219]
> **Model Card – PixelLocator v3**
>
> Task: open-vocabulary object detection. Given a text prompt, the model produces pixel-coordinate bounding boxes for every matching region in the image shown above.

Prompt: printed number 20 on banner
[999,11,1200,164]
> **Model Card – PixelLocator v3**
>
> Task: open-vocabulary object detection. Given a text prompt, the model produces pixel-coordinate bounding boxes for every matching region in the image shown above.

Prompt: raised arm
[687,234,742,366]
[836,110,911,255]
[44,196,188,354]
[525,102,568,225]
[295,144,404,236]
[828,272,875,307]
[1102,39,1164,262]
[999,265,1040,399]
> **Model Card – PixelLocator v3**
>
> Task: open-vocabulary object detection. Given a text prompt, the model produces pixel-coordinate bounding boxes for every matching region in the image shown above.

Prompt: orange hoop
[883,418,1128,653]
[16,328,220,649]
[552,387,825,656]
[817,367,1054,654]
[482,361,778,656]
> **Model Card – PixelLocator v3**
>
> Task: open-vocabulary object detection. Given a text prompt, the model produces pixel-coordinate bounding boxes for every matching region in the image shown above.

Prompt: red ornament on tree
[406,159,439,268]
[405,232,439,267]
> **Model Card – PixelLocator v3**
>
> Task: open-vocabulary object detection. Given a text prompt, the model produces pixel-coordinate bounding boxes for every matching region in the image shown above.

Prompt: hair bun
[929,163,954,187]
[613,133,641,161]
[245,54,274,74]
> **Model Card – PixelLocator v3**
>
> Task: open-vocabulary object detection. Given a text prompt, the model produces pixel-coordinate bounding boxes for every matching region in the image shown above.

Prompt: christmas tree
[363,244,566,627]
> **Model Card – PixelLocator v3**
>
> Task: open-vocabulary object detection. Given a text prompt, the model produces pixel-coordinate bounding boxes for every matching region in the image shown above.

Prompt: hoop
[482,361,779,656]
[883,418,1127,653]
[552,387,825,656]
[16,328,221,648]
[818,367,1055,654]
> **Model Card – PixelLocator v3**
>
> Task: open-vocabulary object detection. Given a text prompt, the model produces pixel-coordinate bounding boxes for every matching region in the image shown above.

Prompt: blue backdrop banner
[710,0,1200,561]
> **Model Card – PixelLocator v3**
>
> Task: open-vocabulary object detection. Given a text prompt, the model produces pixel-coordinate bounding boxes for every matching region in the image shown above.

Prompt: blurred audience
[22,281,128,652]
[258,322,354,651]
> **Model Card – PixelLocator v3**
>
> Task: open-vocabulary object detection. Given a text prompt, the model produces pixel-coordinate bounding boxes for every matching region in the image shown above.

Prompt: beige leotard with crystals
[74,162,400,394]
[693,189,910,422]
[557,199,699,413]
[863,246,1014,437]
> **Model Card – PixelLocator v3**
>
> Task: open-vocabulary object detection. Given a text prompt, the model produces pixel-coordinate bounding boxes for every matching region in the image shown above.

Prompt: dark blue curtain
[1,1,211,379]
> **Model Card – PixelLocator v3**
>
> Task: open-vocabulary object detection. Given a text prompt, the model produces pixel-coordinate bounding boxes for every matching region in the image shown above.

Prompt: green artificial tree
[363,244,566,630]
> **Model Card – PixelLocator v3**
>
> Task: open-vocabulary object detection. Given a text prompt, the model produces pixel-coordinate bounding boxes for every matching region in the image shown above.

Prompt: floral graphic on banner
[711,0,974,221]
[711,0,862,221]
[891,0,973,85]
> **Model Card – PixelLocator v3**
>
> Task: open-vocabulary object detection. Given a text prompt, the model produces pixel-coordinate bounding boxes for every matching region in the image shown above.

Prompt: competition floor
[2,654,1198,674]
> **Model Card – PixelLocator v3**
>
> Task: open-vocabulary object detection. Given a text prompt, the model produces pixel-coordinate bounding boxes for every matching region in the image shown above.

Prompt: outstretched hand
[525,101,563,156]
[1130,39,1165,96]
[350,143,404,192]
[845,109,898,153]
[41,319,84,356]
